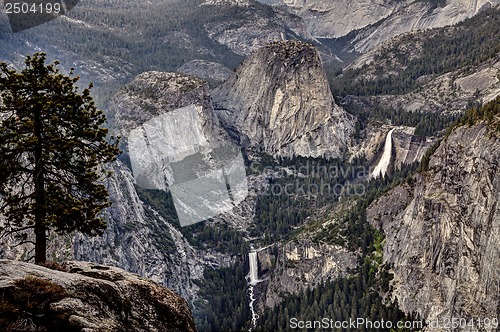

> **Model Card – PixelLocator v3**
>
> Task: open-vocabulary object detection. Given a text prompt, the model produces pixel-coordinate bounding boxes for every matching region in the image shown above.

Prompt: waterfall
[248,251,259,286]
[247,250,260,330]
[371,128,394,179]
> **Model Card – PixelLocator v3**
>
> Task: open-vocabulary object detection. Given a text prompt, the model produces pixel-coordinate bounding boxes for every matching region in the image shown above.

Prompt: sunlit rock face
[279,0,498,52]
[212,40,354,158]
[128,104,223,191]
[106,71,221,138]
[0,69,242,301]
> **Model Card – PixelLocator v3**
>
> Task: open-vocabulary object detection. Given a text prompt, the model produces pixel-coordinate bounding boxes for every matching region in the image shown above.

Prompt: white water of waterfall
[371,128,394,179]
[247,251,260,330]
[249,251,259,286]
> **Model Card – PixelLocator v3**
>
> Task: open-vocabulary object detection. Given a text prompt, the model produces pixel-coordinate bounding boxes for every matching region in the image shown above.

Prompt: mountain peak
[213,41,354,158]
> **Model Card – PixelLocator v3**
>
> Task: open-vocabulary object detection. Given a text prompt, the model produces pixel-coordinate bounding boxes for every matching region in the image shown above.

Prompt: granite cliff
[2,33,498,330]
[74,71,241,299]
[213,40,354,158]
[367,119,500,330]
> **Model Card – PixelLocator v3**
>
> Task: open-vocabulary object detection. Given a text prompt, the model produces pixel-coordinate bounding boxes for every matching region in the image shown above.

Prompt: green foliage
[0,53,120,263]
[331,8,500,96]
[419,97,500,172]
[342,99,460,140]
[184,146,420,332]
[134,187,179,225]
[250,155,368,245]
[193,259,252,332]
[315,161,419,252]
[417,138,442,172]
[0,0,248,92]
[458,96,500,132]
[182,221,249,254]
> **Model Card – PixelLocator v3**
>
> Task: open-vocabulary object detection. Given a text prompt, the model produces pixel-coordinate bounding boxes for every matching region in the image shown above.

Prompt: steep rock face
[213,41,354,158]
[71,161,231,300]
[0,159,233,301]
[0,260,196,332]
[260,240,357,308]
[106,71,237,189]
[367,123,500,330]
[110,72,248,227]
[391,127,434,169]
[345,44,500,113]
[279,0,498,52]
[76,71,240,297]
[351,0,498,53]
[284,0,395,38]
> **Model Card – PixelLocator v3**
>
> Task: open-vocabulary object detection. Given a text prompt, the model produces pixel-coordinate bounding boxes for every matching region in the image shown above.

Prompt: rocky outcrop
[346,56,500,114]
[367,123,500,330]
[0,71,240,301]
[0,260,196,332]
[391,128,434,169]
[260,240,357,308]
[71,161,224,300]
[213,41,354,158]
[351,0,498,53]
[283,0,395,39]
[73,71,242,297]
[0,159,230,301]
[109,71,248,227]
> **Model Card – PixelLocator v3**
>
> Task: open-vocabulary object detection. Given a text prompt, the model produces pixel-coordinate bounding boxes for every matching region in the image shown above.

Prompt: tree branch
[25,255,35,263]
[0,225,35,240]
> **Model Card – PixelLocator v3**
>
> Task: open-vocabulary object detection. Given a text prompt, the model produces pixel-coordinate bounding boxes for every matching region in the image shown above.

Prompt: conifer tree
[0,53,119,264]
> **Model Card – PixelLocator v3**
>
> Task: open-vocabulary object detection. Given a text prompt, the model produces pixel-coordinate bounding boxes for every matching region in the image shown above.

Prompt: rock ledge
[0,260,197,332]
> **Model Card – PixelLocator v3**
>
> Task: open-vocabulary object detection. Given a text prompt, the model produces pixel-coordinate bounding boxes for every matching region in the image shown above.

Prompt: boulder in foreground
[0,260,197,332]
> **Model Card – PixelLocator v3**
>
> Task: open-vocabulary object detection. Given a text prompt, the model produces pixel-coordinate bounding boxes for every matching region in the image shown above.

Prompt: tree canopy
[0,53,120,263]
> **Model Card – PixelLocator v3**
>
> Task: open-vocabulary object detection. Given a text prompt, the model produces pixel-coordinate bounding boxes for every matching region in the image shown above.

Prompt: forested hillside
[331,7,500,96]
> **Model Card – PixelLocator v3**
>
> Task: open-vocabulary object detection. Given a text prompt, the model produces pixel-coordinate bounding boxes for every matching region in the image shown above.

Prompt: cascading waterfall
[247,250,260,330]
[371,128,395,179]
[249,251,259,286]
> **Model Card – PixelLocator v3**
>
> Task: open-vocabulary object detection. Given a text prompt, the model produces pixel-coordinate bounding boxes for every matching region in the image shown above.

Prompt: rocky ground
[0,260,197,332]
